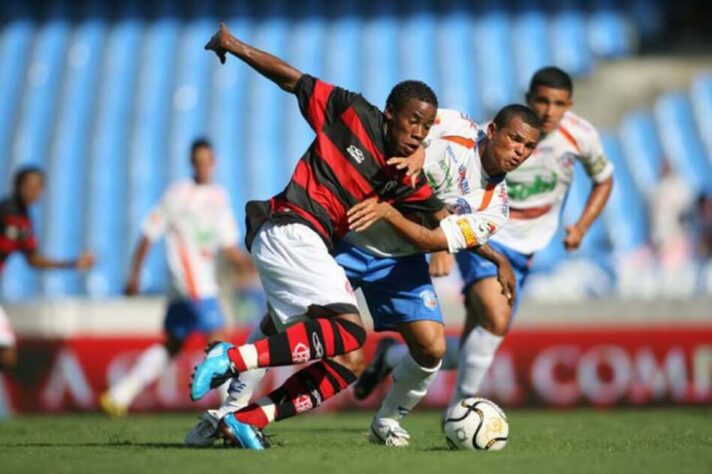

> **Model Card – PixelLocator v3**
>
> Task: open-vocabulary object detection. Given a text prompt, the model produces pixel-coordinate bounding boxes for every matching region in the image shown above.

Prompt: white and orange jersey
[345,109,509,256]
[142,180,239,300]
[492,111,614,254]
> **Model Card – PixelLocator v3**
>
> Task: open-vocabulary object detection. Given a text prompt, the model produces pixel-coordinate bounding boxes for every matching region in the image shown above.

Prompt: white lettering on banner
[41,349,93,410]
[693,346,712,401]
[479,353,522,406]
[578,346,631,405]
[156,361,180,407]
[531,346,581,406]
[629,348,674,403]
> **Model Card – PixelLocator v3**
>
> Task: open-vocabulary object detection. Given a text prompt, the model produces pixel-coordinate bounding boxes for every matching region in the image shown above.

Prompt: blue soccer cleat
[190,341,237,401]
[219,413,270,450]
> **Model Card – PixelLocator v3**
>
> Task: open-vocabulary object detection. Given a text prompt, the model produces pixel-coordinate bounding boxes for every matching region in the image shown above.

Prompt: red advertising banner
[2,325,711,413]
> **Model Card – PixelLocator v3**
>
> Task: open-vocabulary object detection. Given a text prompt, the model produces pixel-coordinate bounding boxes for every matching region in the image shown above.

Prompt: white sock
[451,326,503,403]
[109,344,170,407]
[376,353,441,421]
[441,335,460,370]
[215,323,268,418]
[383,343,409,371]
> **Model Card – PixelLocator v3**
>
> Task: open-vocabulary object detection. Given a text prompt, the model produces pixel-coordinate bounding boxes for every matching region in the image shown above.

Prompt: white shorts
[251,222,358,326]
[0,304,16,347]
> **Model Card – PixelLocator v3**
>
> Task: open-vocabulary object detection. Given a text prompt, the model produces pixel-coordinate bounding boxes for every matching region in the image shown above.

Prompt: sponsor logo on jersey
[457,164,471,195]
[508,172,557,201]
[456,218,478,248]
[451,197,472,215]
[419,289,438,309]
[294,394,313,413]
[347,144,365,164]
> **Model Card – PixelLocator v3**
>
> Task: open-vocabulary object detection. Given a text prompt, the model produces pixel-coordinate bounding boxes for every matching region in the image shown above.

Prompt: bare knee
[464,282,512,337]
[478,309,511,336]
[408,336,445,368]
[332,348,366,377]
[401,322,446,369]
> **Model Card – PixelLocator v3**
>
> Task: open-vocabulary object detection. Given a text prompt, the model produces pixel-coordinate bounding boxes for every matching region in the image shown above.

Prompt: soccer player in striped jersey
[363,67,614,411]
[185,105,540,448]
[188,23,444,449]
[0,167,94,373]
[99,139,252,417]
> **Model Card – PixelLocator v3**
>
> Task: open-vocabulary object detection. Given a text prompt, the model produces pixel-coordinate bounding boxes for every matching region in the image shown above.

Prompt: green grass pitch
[1,409,711,474]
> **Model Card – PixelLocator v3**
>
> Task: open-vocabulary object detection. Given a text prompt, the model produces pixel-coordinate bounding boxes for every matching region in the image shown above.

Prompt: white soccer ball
[443,397,509,451]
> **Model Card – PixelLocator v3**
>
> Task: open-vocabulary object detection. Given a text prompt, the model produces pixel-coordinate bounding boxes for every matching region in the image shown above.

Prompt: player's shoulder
[558,111,600,146]
[436,108,480,127]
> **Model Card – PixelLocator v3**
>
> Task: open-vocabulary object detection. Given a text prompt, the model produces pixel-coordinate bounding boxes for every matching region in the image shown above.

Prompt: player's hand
[563,223,585,251]
[75,251,95,271]
[347,198,394,232]
[429,251,454,277]
[387,145,425,188]
[205,22,231,64]
[124,275,140,296]
[496,257,516,306]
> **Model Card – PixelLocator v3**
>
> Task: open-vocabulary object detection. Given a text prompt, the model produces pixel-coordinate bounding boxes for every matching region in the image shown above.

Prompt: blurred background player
[360,67,614,408]
[100,139,251,417]
[188,23,444,449]
[0,167,94,371]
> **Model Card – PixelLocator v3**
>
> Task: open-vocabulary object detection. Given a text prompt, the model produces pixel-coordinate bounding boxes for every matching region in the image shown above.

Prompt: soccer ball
[443,397,508,451]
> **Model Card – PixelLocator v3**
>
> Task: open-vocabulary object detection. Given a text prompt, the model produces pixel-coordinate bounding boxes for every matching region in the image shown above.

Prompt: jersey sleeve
[577,126,614,183]
[295,74,360,132]
[141,188,172,242]
[439,181,509,253]
[20,223,37,255]
[424,108,480,147]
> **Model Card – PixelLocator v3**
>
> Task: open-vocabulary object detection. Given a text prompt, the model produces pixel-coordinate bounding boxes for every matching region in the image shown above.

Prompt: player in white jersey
[368,67,615,408]
[100,139,252,417]
[184,105,540,448]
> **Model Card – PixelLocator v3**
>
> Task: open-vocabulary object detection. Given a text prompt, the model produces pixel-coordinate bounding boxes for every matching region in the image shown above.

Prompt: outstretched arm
[26,250,94,271]
[205,23,302,93]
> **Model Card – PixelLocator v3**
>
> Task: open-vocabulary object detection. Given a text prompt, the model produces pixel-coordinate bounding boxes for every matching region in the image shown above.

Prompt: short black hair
[386,80,438,112]
[190,137,212,161]
[13,166,44,196]
[492,104,542,131]
[528,66,573,95]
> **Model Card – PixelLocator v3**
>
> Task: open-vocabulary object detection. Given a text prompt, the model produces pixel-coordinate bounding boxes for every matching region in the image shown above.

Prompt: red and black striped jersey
[245,74,443,250]
[0,196,37,273]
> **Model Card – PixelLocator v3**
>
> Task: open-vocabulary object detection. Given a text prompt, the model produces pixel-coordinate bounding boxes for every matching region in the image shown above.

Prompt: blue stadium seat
[42,10,106,297]
[511,0,552,93]
[654,92,712,196]
[588,0,633,58]
[690,72,712,164]
[436,0,482,120]
[600,132,649,253]
[362,0,399,109]
[243,0,290,200]
[549,1,593,76]
[619,110,664,198]
[398,0,438,94]
[124,6,180,295]
[2,11,70,301]
[85,5,142,297]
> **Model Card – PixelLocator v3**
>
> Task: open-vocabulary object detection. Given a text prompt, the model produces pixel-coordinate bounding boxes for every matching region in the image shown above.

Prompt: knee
[408,333,446,369]
[333,348,366,377]
[479,311,511,336]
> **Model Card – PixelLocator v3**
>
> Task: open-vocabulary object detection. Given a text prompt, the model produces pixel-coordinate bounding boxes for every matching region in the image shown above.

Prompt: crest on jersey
[347,144,365,164]
[451,197,472,215]
[419,289,438,309]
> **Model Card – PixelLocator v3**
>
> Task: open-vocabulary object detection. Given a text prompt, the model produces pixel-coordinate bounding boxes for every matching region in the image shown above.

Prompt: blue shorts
[164,297,226,340]
[455,240,532,316]
[335,242,444,332]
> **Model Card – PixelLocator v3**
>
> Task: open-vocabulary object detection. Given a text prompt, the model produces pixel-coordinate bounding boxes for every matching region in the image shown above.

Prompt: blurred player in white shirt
[100,139,252,417]
[371,67,614,408]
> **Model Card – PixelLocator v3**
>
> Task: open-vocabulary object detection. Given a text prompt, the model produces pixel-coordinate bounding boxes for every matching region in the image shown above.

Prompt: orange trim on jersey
[477,183,497,211]
[176,235,199,300]
[558,126,580,152]
[510,205,552,220]
[442,135,476,149]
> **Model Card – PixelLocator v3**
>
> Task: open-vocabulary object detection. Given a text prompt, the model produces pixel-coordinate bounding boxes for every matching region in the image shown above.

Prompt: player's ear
[384,103,395,122]
[487,122,498,140]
